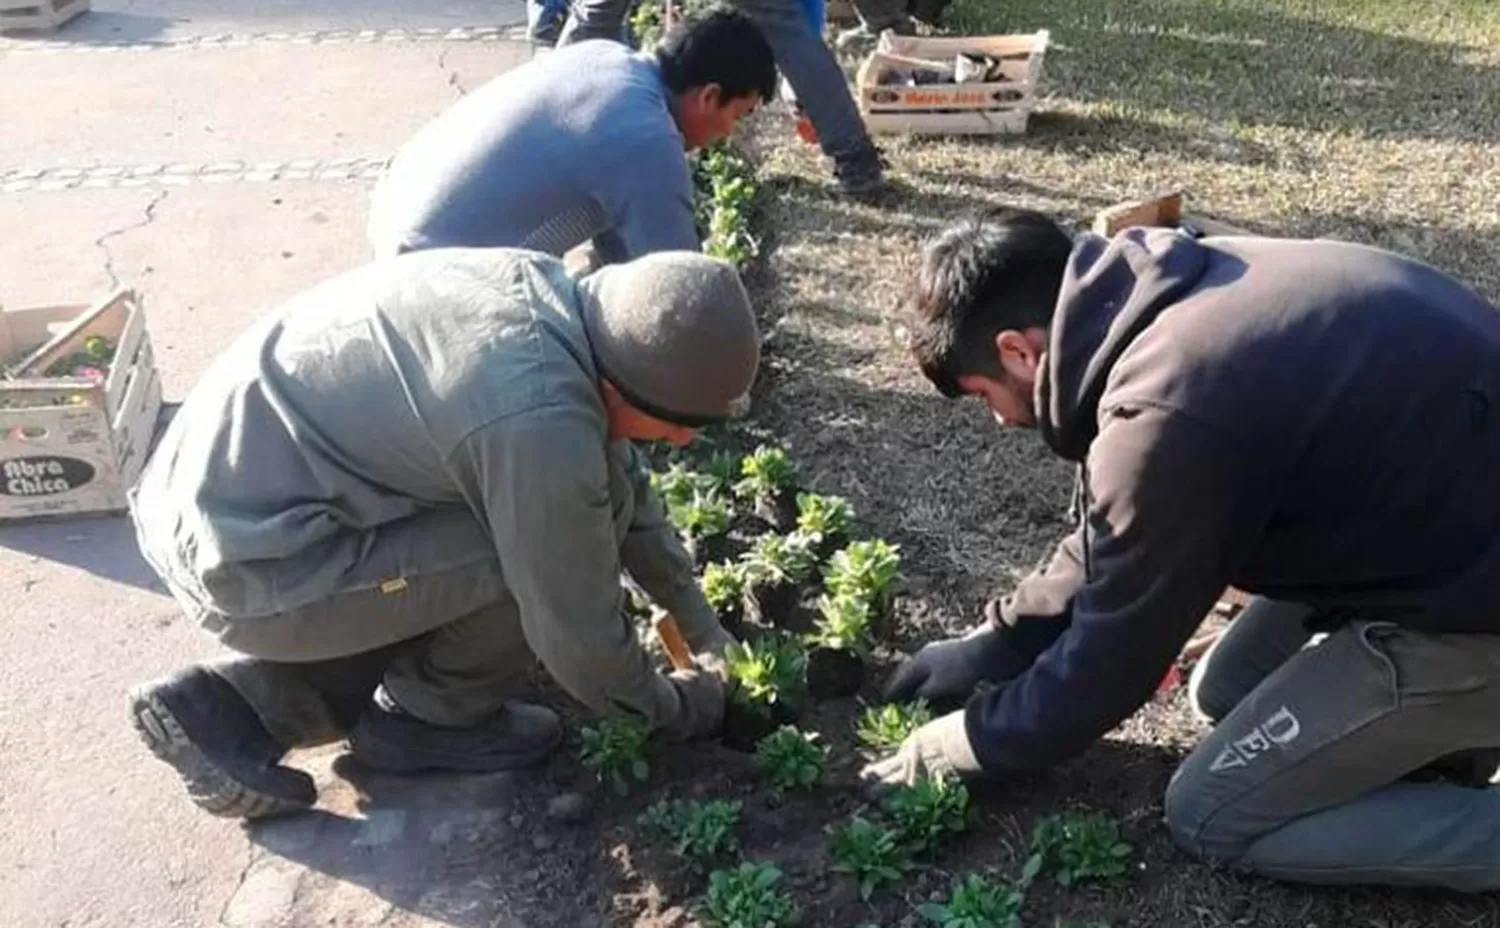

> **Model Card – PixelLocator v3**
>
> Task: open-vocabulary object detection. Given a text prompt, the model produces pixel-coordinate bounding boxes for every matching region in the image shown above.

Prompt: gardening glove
[692,627,740,682]
[662,665,726,742]
[883,619,1016,706]
[859,709,983,792]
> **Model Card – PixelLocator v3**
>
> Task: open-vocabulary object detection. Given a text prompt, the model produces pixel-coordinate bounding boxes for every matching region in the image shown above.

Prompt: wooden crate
[0,288,163,521]
[856,30,1049,136]
[0,0,88,32]
[1091,189,1251,238]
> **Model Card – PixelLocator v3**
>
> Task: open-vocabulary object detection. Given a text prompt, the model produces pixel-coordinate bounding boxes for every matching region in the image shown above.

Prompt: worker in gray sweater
[558,0,886,195]
[127,249,758,819]
[368,10,776,262]
[867,207,1500,892]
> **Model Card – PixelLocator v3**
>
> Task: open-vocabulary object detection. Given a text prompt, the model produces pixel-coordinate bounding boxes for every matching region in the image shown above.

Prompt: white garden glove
[859,709,984,792]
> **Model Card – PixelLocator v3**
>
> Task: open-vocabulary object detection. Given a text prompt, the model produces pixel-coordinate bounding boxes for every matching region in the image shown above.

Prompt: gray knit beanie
[577,251,760,426]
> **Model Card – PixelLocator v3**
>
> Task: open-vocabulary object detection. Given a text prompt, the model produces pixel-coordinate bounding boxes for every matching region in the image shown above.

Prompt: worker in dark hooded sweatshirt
[127,248,758,818]
[864,206,1500,893]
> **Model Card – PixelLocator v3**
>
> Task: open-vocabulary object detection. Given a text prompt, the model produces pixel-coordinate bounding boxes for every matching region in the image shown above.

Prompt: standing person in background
[831,0,950,51]
[560,0,888,196]
[368,10,775,262]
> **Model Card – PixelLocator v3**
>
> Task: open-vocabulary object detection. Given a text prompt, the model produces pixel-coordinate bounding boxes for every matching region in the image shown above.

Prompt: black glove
[883,627,1005,706]
[884,607,1056,706]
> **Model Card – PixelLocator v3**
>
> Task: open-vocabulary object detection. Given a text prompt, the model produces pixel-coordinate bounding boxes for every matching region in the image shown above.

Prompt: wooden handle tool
[653,612,695,672]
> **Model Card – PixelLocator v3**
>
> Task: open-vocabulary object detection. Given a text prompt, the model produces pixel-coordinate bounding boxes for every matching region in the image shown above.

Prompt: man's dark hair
[905,207,1074,398]
[656,7,778,104]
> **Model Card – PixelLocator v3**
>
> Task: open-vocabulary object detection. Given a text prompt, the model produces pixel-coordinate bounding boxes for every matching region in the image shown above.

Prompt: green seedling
[917,873,1025,928]
[741,533,817,588]
[628,0,661,46]
[854,699,934,750]
[795,493,855,542]
[825,539,901,609]
[652,463,703,509]
[694,143,761,267]
[669,489,733,539]
[828,816,912,900]
[883,775,971,855]
[702,450,745,496]
[638,798,741,867]
[1027,809,1134,887]
[701,561,747,614]
[578,714,652,796]
[754,726,827,796]
[808,593,873,652]
[735,445,798,501]
[701,861,801,928]
[723,636,808,716]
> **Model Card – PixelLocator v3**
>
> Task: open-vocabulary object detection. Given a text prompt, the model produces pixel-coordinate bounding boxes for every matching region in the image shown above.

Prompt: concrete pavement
[0,3,568,924]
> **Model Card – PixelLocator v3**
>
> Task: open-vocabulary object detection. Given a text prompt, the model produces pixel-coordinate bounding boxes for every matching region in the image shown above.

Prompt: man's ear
[698,82,723,109]
[994,329,1041,381]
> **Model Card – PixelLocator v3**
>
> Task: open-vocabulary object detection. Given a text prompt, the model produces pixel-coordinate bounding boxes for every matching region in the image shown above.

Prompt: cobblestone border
[0,23,527,55]
[0,156,391,192]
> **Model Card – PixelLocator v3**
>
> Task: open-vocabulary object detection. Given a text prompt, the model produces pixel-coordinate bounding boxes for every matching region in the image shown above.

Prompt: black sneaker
[907,0,951,27]
[128,667,316,819]
[834,144,889,197]
[348,690,564,774]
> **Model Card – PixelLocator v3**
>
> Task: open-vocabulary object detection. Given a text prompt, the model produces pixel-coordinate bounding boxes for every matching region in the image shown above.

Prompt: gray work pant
[205,509,535,749]
[1166,596,1500,892]
[558,0,875,161]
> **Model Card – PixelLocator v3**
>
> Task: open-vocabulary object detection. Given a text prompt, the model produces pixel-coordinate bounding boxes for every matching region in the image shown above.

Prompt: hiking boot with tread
[128,667,316,819]
[348,691,564,775]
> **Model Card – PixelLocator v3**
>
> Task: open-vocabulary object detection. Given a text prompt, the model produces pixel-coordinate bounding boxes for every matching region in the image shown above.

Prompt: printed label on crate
[0,455,97,497]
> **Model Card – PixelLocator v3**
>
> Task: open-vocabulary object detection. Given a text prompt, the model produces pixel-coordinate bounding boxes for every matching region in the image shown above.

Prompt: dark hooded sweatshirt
[965,228,1500,773]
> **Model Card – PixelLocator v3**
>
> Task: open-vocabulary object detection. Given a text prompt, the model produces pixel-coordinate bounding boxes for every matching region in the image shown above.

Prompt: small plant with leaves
[825,539,902,615]
[808,593,873,652]
[754,726,827,796]
[795,493,855,555]
[884,774,971,855]
[694,142,761,268]
[1027,809,1134,887]
[828,815,912,900]
[638,798,741,868]
[702,449,745,496]
[804,593,873,699]
[724,636,807,717]
[855,699,934,750]
[701,561,747,627]
[652,463,703,510]
[918,873,1025,928]
[736,444,799,529]
[741,533,817,627]
[700,861,801,928]
[669,490,733,540]
[579,714,652,796]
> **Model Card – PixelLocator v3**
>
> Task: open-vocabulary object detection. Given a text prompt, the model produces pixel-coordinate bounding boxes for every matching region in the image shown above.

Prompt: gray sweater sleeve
[450,406,703,735]
[600,134,699,260]
[615,442,728,649]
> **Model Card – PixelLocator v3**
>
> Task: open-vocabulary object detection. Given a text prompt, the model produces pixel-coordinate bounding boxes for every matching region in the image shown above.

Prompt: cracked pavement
[0,2,546,926]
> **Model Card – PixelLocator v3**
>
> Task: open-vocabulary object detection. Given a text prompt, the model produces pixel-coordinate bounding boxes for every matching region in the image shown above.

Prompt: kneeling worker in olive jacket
[128,249,757,818]
[866,207,1500,892]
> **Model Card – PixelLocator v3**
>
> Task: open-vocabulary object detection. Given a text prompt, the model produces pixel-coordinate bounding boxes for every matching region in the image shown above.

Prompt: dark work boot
[128,667,317,819]
[834,143,889,198]
[347,687,564,774]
